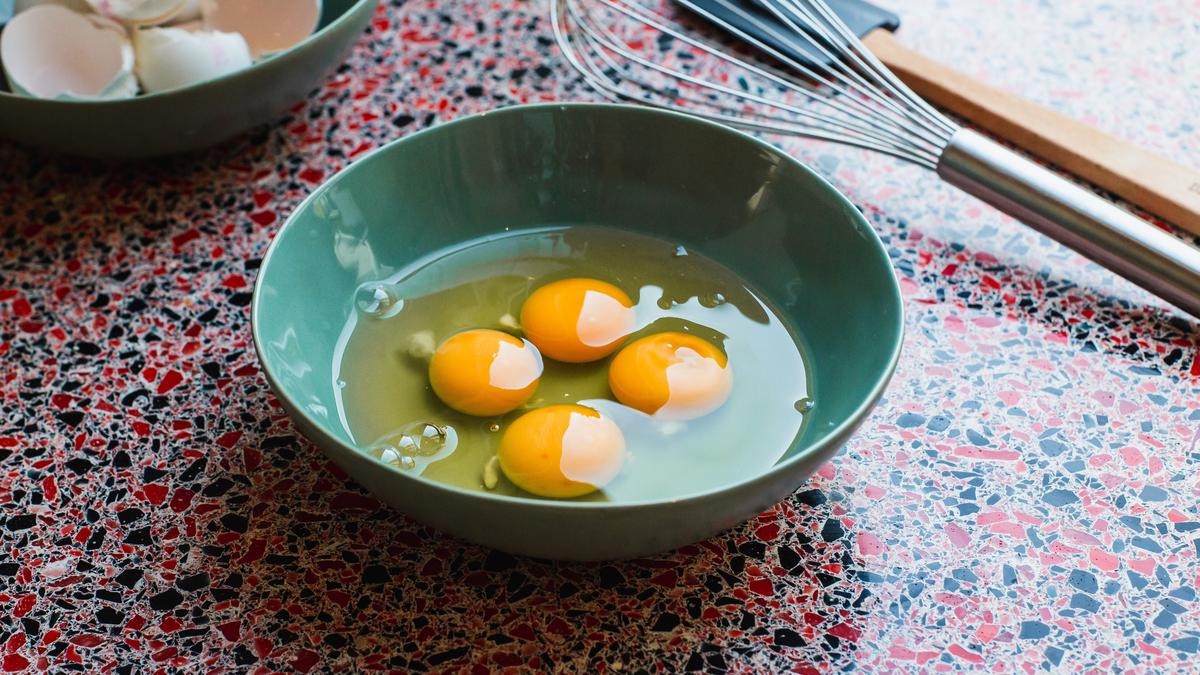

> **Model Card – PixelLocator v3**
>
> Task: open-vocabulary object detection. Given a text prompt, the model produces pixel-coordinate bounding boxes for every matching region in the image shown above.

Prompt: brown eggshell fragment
[201,0,321,58]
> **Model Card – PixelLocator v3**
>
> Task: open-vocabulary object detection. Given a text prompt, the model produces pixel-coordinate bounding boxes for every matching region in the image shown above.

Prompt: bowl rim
[251,101,905,511]
[0,0,377,105]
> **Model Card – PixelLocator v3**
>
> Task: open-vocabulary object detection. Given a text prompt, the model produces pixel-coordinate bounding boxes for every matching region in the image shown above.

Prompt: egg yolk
[497,405,626,498]
[608,332,733,420]
[520,278,635,363]
[428,329,542,417]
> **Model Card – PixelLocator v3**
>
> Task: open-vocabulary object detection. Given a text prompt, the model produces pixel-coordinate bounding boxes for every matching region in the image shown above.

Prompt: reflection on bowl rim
[0,0,375,105]
[250,102,904,510]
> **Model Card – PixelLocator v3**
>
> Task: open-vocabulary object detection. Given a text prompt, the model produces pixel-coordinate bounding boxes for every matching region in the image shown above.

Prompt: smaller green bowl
[0,0,376,158]
[252,103,903,561]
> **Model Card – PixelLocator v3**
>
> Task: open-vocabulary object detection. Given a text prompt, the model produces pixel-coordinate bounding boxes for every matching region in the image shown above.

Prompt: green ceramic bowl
[0,0,376,158]
[252,103,903,561]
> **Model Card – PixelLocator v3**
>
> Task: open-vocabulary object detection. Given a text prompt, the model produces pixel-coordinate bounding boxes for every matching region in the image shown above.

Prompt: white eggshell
[13,0,92,15]
[0,4,138,99]
[201,0,321,58]
[164,0,197,24]
[133,25,251,93]
[86,0,186,26]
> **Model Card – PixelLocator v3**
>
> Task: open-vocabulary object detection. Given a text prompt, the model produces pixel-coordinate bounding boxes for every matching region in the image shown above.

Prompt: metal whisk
[551,0,1200,318]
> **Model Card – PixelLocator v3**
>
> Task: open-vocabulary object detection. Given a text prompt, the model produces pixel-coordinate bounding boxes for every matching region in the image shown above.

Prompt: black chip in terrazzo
[176,573,210,592]
[114,569,143,589]
[149,589,185,611]
[123,527,153,546]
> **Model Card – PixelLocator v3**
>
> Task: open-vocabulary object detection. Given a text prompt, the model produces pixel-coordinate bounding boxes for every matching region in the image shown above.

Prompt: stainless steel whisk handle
[937,130,1200,318]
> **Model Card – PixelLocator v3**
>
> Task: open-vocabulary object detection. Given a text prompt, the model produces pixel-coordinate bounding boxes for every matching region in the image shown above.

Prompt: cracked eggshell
[164,0,197,24]
[1,4,138,99]
[13,0,92,16]
[5,1,91,27]
[86,0,186,26]
[133,25,250,94]
[201,0,321,58]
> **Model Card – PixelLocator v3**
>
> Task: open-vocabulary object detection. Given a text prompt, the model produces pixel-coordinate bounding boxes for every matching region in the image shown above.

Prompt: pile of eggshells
[0,0,321,99]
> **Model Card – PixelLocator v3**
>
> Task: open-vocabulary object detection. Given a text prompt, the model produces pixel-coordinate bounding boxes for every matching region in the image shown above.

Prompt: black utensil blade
[677,0,900,67]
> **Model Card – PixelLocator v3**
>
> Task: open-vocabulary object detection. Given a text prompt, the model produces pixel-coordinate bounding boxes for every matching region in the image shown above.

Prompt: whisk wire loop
[673,0,947,159]
[573,0,936,162]
[551,0,957,169]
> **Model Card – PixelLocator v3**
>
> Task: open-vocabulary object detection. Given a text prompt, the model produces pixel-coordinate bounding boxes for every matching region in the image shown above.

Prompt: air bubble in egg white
[366,423,457,475]
[369,444,403,465]
[699,291,726,308]
[354,282,404,319]
[794,397,815,414]
[397,421,448,456]
[396,434,420,456]
[674,245,688,257]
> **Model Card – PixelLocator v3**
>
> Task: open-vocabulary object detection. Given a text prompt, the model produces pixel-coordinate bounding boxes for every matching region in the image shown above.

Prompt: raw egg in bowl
[252,104,903,560]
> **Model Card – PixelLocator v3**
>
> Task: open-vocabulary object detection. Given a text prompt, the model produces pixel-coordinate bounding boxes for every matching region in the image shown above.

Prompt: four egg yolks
[497,405,626,498]
[608,332,732,420]
[428,329,542,417]
[422,281,733,497]
[520,278,635,363]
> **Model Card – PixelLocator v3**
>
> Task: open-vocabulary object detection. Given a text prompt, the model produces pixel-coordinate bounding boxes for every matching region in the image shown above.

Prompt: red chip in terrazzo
[2,654,31,672]
[248,211,277,226]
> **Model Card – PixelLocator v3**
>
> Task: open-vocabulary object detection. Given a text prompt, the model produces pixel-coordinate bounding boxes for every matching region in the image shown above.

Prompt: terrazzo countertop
[2,0,1199,671]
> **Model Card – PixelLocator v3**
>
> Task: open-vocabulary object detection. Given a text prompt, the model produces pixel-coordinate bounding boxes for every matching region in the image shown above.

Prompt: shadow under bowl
[0,0,377,158]
[252,103,903,561]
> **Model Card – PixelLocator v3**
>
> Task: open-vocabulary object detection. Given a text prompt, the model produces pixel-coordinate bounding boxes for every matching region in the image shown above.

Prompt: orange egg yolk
[520,278,635,363]
[497,404,626,498]
[428,329,542,417]
[608,332,732,420]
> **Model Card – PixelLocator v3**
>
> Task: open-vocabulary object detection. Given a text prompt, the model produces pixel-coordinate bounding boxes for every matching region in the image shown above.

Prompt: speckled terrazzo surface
[2,0,1199,671]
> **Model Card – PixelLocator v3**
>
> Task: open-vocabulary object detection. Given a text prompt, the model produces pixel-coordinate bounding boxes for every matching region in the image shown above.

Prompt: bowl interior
[0,0,361,96]
[254,103,902,497]
[317,0,361,32]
